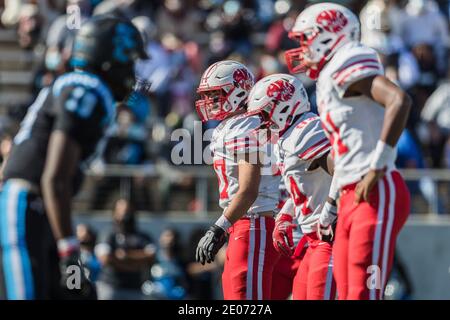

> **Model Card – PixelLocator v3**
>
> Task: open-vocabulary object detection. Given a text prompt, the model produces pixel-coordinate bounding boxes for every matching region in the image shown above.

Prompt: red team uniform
[210,114,280,299]
[275,114,336,300]
[195,61,280,300]
[286,3,411,299]
[271,182,302,300]
[247,74,337,300]
[317,41,410,300]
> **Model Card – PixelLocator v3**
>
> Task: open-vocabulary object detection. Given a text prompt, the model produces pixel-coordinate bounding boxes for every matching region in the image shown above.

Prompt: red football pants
[292,234,336,300]
[333,170,410,300]
[222,216,280,300]
[271,253,301,300]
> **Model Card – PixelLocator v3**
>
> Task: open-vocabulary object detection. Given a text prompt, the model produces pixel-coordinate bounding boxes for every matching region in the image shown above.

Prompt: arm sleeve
[223,116,263,155]
[274,142,284,174]
[279,197,295,216]
[331,49,384,98]
[296,116,331,163]
[327,174,340,202]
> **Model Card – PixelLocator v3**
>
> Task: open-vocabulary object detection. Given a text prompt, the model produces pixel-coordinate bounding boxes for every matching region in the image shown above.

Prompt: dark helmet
[70,15,148,100]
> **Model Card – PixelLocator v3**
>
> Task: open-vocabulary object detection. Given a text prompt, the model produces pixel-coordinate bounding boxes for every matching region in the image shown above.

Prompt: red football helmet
[196,60,254,122]
[285,3,360,80]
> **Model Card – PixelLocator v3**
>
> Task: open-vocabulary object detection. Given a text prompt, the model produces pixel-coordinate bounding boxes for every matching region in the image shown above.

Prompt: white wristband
[319,201,338,227]
[215,214,232,232]
[370,140,396,170]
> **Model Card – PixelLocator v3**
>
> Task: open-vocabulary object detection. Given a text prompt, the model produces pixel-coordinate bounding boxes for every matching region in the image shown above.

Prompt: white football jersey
[316,41,395,189]
[210,114,280,215]
[276,112,332,234]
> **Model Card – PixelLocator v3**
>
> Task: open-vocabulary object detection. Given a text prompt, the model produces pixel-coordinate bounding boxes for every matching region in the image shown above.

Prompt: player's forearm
[41,175,73,240]
[379,89,411,147]
[223,190,259,225]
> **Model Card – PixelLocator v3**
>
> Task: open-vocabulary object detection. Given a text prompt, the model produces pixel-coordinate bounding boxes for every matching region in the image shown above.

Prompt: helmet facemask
[196,61,254,122]
[285,27,345,80]
[195,85,237,122]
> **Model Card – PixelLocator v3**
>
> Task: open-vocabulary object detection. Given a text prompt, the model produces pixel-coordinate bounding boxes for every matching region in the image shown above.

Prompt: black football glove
[59,251,97,300]
[195,225,227,265]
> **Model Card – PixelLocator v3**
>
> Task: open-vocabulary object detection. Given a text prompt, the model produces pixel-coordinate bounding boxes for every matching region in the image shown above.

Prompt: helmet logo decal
[316,10,348,33]
[232,68,253,90]
[267,80,295,102]
[113,23,137,63]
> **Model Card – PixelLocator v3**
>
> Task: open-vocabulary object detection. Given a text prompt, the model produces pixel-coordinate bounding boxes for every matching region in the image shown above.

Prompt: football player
[285,3,412,299]
[0,15,148,299]
[270,180,302,300]
[247,73,337,300]
[194,60,281,300]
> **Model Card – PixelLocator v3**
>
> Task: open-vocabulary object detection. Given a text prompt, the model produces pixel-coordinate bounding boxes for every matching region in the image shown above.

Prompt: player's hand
[317,201,337,242]
[196,225,227,265]
[273,213,297,257]
[355,169,385,203]
[317,221,337,242]
[59,251,97,300]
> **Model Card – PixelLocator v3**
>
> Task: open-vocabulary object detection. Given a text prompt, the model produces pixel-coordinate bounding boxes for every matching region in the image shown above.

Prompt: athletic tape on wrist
[215,214,232,232]
[370,140,396,170]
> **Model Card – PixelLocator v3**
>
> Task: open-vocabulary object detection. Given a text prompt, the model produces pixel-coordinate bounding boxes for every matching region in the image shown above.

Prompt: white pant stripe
[381,173,396,299]
[246,218,255,300]
[257,218,266,300]
[370,178,386,300]
[6,184,26,299]
[324,254,334,300]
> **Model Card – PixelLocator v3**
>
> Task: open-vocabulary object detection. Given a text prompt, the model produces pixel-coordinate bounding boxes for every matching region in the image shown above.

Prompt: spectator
[185,228,226,300]
[77,224,102,282]
[93,0,155,20]
[44,0,92,74]
[142,228,188,299]
[420,69,450,167]
[17,3,43,50]
[95,198,156,300]
[400,0,448,76]
[155,0,202,42]
[1,0,23,27]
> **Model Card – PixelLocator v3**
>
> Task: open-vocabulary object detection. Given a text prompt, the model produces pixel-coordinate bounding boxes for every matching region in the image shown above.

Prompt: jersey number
[323,112,348,158]
[289,176,312,215]
[213,159,229,200]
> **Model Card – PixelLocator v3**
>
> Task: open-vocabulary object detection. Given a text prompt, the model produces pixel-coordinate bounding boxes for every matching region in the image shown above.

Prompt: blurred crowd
[0,0,445,299]
[0,0,449,212]
[75,197,226,300]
